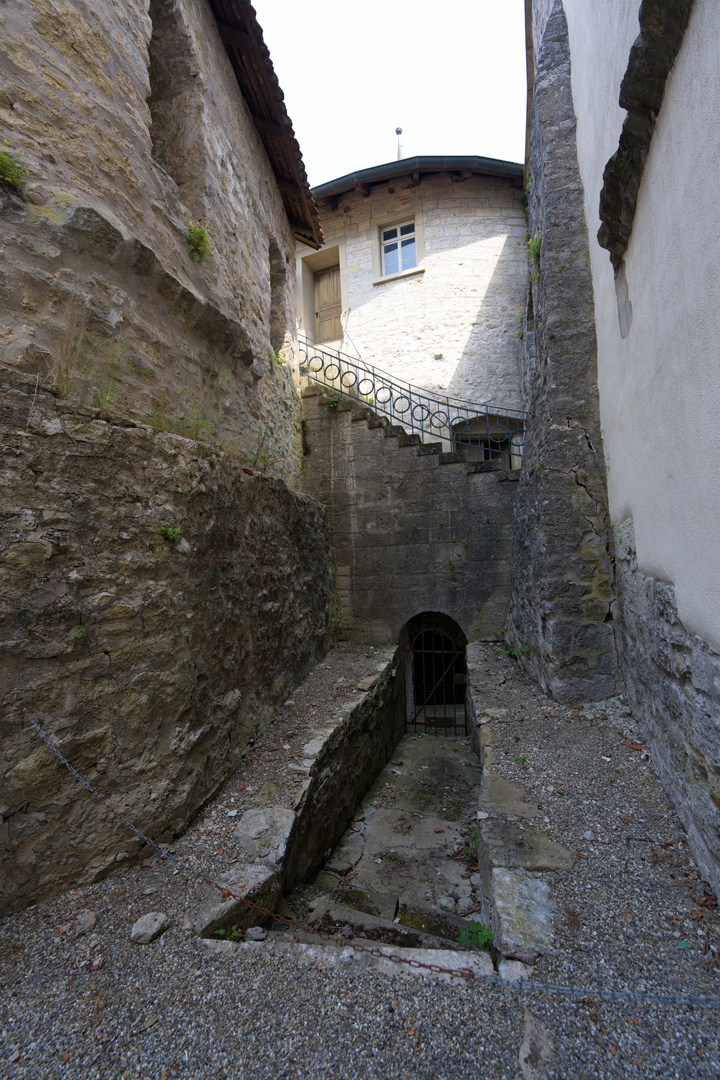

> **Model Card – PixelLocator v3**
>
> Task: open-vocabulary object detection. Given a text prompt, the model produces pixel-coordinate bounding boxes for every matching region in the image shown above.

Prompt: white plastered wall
[299,172,527,411]
[563,0,720,652]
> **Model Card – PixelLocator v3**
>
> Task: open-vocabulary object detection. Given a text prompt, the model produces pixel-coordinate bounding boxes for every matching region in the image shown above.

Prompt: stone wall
[613,519,720,895]
[507,1,619,702]
[191,646,405,935]
[301,387,519,644]
[0,369,335,912]
[301,171,527,409]
[0,0,301,482]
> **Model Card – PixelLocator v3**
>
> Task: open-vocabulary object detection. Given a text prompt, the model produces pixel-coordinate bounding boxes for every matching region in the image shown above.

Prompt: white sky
[252,0,528,188]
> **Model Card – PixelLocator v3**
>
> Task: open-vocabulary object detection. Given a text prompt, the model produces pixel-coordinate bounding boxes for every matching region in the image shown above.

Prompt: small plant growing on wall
[159,524,181,541]
[245,428,284,473]
[527,230,542,282]
[185,220,213,263]
[0,141,29,191]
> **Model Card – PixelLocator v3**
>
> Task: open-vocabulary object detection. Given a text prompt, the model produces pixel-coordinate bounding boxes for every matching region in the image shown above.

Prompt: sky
[251,0,528,188]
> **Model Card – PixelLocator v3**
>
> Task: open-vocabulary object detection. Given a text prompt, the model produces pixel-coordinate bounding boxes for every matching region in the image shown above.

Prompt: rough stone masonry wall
[614,525,720,897]
[0,0,301,482]
[301,387,518,644]
[507,0,619,702]
[0,369,335,913]
[312,172,527,409]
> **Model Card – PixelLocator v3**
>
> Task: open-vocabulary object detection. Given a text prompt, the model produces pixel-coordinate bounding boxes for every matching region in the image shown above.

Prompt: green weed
[185,220,212,263]
[213,924,244,942]
[159,524,181,541]
[458,920,494,950]
[462,826,478,859]
[0,141,29,191]
[245,428,283,472]
[500,646,530,658]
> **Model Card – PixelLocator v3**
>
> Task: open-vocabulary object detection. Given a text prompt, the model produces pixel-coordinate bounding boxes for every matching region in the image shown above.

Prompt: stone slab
[203,938,495,985]
[477,819,573,894]
[191,863,279,937]
[478,773,539,819]
[307,900,460,952]
[491,868,554,961]
[325,842,364,874]
[232,807,296,867]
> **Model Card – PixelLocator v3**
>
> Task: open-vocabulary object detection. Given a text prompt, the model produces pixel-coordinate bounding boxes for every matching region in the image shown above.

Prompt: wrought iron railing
[298,336,526,465]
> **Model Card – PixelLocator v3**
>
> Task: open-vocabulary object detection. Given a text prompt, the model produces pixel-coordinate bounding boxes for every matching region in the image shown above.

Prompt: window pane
[384,248,399,275]
[400,223,415,236]
[400,238,417,269]
[382,228,397,241]
[383,241,398,254]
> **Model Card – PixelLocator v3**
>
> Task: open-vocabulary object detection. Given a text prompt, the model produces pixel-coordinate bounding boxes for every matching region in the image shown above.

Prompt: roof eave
[208,0,323,249]
[312,155,524,201]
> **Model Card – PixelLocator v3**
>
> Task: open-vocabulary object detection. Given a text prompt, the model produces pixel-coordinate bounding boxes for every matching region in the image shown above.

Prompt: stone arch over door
[400,612,468,736]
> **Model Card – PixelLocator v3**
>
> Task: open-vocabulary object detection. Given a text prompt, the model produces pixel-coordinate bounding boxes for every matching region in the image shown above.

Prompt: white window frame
[381,220,417,276]
[371,208,425,285]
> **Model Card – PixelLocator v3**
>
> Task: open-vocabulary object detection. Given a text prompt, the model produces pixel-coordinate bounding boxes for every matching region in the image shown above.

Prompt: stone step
[382,424,407,438]
[416,442,442,456]
[307,898,469,952]
[204,936,500,985]
[466,458,503,474]
[397,433,421,447]
[438,451,467,466]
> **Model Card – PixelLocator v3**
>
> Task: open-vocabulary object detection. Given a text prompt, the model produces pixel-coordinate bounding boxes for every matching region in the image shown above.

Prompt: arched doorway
[401,613,468,736]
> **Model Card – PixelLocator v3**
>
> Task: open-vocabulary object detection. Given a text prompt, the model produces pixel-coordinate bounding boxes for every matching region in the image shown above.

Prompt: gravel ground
[1,641,719,1079]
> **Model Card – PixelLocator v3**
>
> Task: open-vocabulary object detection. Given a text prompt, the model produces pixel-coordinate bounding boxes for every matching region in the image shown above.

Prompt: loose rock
[74,909,97,936]
[131,911,171,943]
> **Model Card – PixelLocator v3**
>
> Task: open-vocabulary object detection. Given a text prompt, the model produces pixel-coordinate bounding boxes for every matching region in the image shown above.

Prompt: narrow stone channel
[292,732,483,943]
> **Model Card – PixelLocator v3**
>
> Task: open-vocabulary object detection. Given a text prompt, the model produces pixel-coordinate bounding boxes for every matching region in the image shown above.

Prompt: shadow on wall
[448,234,525,408]
[343,227,525,404]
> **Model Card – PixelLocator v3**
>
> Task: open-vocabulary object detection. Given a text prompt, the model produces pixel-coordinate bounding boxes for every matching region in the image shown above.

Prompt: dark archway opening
[400,613,468,736]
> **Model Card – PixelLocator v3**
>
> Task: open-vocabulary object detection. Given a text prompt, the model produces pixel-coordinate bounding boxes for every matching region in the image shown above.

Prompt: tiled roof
[209,0,323,248]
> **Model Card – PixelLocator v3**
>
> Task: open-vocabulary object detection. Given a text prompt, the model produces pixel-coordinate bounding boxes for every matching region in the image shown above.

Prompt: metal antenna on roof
[395,127,403,161]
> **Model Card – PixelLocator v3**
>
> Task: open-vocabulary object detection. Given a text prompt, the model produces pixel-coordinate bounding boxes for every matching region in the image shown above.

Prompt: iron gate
[405,628,467,736]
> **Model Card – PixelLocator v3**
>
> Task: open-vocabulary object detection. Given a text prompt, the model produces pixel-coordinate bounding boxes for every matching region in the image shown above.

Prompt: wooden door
[314,266,342,343]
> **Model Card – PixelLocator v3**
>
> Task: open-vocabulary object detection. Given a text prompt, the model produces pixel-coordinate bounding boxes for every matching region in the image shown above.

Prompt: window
[381,220,417,276]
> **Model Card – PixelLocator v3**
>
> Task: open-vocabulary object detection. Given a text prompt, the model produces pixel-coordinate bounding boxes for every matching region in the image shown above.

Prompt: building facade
[297,157,527,413]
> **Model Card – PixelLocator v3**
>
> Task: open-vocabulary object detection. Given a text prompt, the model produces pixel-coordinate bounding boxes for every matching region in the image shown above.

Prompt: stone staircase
[302,381,512,476]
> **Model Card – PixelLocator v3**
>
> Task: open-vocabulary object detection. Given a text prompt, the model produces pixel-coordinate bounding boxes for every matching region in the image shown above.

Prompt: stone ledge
[190,647,403,935]
[6,194,255,370]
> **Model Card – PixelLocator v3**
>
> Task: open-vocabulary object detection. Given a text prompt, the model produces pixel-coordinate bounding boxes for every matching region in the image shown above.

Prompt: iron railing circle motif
[298,336,526,464]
